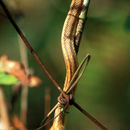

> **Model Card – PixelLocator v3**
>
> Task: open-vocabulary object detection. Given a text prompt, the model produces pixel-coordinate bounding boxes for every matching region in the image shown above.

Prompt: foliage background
[0,0,130,129]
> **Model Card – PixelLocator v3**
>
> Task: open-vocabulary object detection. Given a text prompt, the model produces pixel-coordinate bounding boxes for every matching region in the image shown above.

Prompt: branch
[18,30,29,125]
[0,86,11,130]
[72,101,108,130]
[44,88,51,129]
[0,0,63,94]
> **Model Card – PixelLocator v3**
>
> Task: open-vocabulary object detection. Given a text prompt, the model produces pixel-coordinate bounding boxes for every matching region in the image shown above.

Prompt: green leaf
[0,72,18,85]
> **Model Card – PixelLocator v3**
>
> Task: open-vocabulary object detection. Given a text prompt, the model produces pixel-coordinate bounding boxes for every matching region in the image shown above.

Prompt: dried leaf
[0,55,42,87]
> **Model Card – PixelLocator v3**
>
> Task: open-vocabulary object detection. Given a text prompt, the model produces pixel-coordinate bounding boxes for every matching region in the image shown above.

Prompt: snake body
[51,0,90,129]
[62,0,83,92]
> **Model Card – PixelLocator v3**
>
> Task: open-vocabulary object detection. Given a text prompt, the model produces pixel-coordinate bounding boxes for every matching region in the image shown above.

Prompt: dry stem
[0,87,11,130]
[19,33,29,125]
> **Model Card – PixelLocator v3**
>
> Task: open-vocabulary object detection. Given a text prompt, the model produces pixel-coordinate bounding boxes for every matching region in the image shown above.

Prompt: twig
[37,54,107,129]
[66,54,90,93]
[10,82,21,113]
[45,88,51,116]
[40,103,59,127]
[0,86,11,130]
[20,85,28,125]
[0,0,63,94]
[19,31,29,125]
[72,101,108,130]
[38,55,92,128]
[37,103,65,130]
[44,88,51,129]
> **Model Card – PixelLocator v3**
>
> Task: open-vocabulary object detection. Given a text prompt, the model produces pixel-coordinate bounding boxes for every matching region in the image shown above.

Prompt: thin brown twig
[38,55,108,130]
[38,99,108,130]
[72,100,108,130]
[36,108,61,130]
[37,103,69,130]
[38,55,91,128]
[10,82,21,113]
[44,88,51,129]
[0,86,11,130]
[21,85,28,125]
[0,0,63,94]
[45,88,51,116]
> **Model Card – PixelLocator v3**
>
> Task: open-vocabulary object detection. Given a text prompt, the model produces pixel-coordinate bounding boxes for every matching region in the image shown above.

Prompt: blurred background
[0,0,130,129]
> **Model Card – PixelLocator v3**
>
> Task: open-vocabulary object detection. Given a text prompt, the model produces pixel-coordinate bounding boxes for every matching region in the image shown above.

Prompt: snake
[61,0,82,93]
[62,0,90,93]
[51,0,90,129]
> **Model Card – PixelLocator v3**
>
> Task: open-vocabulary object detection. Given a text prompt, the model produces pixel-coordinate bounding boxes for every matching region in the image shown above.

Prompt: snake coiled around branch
[51,0,90,129]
